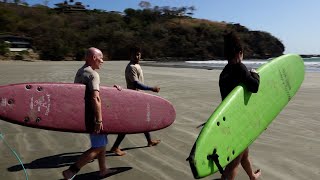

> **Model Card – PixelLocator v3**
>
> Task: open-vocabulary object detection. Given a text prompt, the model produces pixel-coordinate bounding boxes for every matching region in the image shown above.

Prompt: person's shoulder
[236,63,248,71]
[83,65,96,73]
[219,64,230,78]
[127,62,138,70]
[221,63,231,72]
[238,62,247,68]
[84,66,99,78]
[220,65,227,74]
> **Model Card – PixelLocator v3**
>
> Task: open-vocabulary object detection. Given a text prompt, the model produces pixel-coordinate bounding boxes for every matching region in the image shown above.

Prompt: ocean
[186,57,320,72]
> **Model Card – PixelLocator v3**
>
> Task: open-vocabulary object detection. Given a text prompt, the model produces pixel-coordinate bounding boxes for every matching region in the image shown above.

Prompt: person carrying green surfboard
[219,31,261,180]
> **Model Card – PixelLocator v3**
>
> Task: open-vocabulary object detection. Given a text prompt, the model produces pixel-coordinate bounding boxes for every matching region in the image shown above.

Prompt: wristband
[95,120,102,124]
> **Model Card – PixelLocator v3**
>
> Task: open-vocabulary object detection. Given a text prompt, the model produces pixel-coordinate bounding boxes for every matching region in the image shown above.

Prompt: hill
[0,2,285,60]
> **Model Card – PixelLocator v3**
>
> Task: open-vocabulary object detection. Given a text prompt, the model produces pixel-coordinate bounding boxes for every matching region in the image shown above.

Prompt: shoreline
[0,59,319,73]
[2,56,318,73]
[141,61,224,70]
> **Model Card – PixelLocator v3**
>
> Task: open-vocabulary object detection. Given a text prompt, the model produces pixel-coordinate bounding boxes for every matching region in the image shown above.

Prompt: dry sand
[0,60,319,180]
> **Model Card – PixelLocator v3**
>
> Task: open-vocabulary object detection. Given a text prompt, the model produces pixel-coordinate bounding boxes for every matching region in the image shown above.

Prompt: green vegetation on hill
[0,2,285,60]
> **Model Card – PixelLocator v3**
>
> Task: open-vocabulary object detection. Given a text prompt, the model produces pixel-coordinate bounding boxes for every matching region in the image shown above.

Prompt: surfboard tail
[187,143,201,179]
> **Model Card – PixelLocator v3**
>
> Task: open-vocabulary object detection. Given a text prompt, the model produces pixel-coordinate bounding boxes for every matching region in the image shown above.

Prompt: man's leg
[144,132,161,147]
[221,151,244,180]
[110,134,126,156]
[240,148,261,180]
[62,147,102,179]
[97,145,114,177]
[63,134,108,179]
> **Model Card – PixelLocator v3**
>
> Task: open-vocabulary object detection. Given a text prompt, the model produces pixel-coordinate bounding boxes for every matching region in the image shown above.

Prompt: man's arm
[127,65,160,92]
[240,64,260,93]
[92,90,103,133]
[134,81,160,92]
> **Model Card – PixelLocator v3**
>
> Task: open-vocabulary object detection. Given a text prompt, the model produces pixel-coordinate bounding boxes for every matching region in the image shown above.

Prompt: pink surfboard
[0,83,176,134]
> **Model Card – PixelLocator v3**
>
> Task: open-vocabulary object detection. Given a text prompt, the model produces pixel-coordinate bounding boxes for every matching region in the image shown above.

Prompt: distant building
[109,11,125,15]
[54,1,88,13]
[0,35,32,52]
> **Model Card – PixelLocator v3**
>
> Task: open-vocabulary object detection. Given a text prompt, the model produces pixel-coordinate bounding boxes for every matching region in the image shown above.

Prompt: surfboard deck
[0,83,176,134]
[188,54,305,178]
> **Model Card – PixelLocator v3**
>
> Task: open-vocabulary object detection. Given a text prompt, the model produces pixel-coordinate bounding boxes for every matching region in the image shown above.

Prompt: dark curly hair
[130,46,141,55]
[224,31,243,61]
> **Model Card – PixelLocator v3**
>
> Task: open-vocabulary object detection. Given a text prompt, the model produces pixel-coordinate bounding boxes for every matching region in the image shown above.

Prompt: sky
[25,0,320,55]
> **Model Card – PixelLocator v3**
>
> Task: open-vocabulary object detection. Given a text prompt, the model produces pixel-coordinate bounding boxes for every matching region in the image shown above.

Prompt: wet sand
[0,60,319,180]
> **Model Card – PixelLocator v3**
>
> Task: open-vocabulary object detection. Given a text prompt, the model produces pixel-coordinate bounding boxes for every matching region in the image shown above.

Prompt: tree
[0,41,10,55]
[187,6,196,16]
[139,1,151,9]
[43,0,49,6]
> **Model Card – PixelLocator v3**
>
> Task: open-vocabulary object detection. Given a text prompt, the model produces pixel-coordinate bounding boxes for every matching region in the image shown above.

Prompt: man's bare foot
[250,169,261,180]
[148,139,161,147]
[62,169,76,180]
[111,147,126,156]
[99,168,117,177]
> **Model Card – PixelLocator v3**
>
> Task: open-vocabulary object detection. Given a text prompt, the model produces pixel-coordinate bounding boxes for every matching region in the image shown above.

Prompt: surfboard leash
[0,132,29,180]
[207,149,224,175]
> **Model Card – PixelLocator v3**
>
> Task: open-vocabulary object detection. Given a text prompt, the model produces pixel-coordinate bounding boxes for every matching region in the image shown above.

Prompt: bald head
[85,47,102,61]
[85,47,104,70]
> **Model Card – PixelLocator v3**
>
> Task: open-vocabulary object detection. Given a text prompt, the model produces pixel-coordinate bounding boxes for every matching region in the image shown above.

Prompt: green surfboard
[188,54,305,179]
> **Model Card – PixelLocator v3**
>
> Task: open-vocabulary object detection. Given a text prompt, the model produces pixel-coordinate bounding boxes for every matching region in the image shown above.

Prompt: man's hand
[250,69,258,74]
[94,121,103,133]
[152,86,160,93]
[113,84,122,91]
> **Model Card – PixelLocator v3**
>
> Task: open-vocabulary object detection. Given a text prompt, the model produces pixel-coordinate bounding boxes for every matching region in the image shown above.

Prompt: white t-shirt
[125,62,144,90]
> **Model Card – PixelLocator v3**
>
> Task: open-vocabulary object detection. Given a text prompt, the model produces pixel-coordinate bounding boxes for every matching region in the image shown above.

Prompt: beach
[0,60,319,180]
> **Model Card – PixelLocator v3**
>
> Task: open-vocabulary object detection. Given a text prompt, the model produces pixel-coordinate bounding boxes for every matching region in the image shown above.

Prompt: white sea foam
[186,58,320,72]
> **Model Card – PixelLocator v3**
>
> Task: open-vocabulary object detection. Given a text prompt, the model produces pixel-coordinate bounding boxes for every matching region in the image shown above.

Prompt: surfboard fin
[196,122,206,128]
[207,149,224,175]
